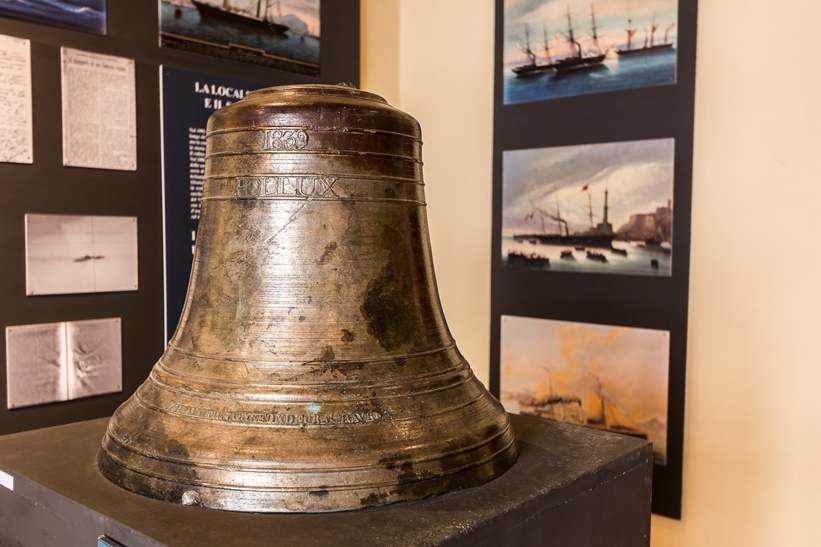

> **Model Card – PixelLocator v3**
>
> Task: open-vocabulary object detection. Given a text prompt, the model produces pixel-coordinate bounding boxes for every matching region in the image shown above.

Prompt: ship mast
[565,7,582,59]
[543,24,552,63]
[522,24,536,66]
[650,13,659,47]
[625,18,637,51]
[590,5,602,55]
[603,189,609,225]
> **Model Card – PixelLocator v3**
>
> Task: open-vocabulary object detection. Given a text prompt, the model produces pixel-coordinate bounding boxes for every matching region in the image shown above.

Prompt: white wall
[361,0,821,544]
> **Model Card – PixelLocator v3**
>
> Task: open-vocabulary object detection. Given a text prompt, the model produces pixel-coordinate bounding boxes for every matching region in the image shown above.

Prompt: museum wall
[361,0,821,545]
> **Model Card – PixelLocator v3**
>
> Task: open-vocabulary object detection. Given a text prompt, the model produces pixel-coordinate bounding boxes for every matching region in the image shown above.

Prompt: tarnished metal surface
[98,84,517,512]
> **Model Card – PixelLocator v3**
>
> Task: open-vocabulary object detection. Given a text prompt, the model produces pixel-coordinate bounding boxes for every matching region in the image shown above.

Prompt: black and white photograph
[25,214,139,296]
[160,0,321,75]
[5,322,68,409]
[66,318,122,400]
[6,318,122,409]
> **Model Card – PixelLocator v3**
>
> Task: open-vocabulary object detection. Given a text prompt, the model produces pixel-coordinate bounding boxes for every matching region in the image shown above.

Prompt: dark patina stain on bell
[97,84,517,512]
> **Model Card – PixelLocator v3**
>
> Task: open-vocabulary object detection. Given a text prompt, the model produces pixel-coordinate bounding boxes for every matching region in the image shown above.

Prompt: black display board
[490,0,697,519]
[0,0,360,437]
[160,67,267,342]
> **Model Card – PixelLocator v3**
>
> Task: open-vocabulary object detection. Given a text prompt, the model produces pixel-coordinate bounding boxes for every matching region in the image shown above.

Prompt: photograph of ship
[0,0,106,34]
[160,0,320,75]
[502,138,674,276]
[503,0,678,104]
[500,314,669,465]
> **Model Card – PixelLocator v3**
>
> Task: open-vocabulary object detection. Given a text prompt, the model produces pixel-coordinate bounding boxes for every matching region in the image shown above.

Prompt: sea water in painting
[500,315,669,465]
[0,0,106,34]
[502,138,674,277]
[161,0,320,75]
[503,0,678,104]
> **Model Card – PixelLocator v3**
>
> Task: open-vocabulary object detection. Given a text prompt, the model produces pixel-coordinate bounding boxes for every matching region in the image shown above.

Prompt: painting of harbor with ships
[503,0,678,104]
[160,0,320,75]
[500,314,669,465]
[502,138,674,276]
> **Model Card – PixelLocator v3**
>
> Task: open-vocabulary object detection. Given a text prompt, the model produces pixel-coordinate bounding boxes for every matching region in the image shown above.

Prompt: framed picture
[501,315,670,465]
[502,0,678,104]
[502,138,675,277]
[0,0,106,35]
[160,0,321,75]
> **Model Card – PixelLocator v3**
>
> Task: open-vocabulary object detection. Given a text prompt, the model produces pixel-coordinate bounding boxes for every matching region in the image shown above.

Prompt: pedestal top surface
[0,414,651,546]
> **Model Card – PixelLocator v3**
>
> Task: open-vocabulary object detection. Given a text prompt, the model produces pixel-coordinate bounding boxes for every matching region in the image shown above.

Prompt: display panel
[491,0,697,519]
[160,66,266,341]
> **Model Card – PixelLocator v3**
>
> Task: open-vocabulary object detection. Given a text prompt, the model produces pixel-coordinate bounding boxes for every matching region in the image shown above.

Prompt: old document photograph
[0,34,32,164]
[500,314,670,465]
[25,214,139,296]
[5,322,68,409]
[6,318,122,409]
[502,138,674,276]
[61,47,136,170]
[66,318,122,400]
[503,0,678,104]
[160,0,321,75]
[0,0,106,35]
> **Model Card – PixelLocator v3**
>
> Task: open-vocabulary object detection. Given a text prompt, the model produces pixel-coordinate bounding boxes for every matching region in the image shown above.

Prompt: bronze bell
[98,84,517,512]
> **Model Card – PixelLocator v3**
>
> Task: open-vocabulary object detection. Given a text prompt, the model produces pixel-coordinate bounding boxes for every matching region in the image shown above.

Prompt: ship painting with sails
[503,0,679,103]
[160,0,320,74]
[511,5,605,77]
[500,315,670,465]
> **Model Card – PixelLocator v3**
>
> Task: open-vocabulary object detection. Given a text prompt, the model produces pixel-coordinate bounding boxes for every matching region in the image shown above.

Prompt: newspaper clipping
[61,47,136,170]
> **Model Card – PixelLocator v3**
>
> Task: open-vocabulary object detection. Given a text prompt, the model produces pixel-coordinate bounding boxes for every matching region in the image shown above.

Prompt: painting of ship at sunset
[503,0,678,104]
[500,315,670,465]
[160,0,320,75]
[502,138,675,277]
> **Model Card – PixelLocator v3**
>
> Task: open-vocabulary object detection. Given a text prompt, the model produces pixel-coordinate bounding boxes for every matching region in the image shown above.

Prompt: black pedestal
[0,415,652,546]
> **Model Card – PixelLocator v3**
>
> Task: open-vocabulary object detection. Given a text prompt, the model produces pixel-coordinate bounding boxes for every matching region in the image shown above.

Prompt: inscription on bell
[234,175,339,199]
[167,402,385,425]
[263,129,309,150]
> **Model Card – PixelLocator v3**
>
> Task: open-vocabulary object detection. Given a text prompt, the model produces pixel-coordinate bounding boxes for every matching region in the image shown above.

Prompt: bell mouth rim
[244,84,388,104]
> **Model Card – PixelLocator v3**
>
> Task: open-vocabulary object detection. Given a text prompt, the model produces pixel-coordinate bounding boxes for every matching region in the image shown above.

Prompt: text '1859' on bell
[97,84,517,512]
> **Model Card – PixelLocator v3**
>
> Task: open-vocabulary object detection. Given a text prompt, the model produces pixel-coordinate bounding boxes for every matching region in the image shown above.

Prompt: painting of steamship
[502,138,675,276]
[503,0,678,104]
[500,315,670,465]
[160,0,320,75]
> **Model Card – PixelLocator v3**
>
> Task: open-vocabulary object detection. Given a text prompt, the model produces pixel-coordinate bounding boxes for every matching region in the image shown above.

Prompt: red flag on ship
[524,212,534,221]
[581,184,589,191]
